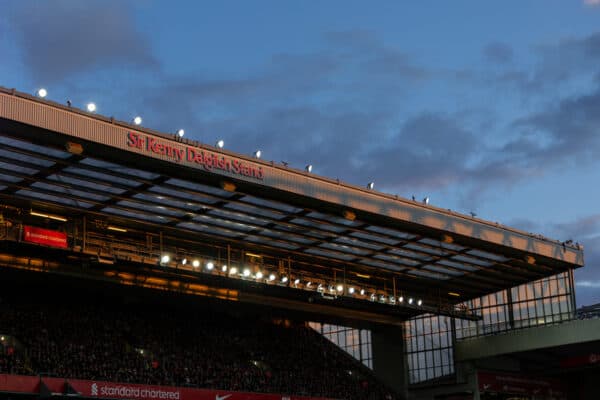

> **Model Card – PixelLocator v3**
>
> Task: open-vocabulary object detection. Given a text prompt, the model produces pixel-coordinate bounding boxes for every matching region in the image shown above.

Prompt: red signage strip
[22,226,68,248]
[0,375,336,400]
[0,374,39,394]
[560,352,600,368]
[478,371,565,399]
[127,132,264,180]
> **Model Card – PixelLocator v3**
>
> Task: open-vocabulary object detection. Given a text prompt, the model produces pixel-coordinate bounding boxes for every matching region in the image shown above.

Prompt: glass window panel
[80,158,160,179]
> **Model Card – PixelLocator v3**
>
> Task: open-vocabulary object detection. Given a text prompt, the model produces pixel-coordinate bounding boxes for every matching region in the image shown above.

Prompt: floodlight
[360,289,365,295]
[348,287,355,294]
[389,296,396,304]
[268,273,276,281]
[216,140,224,148]
[229,267,238,275]
[317,283,323,291]
[367,182,374,190]
[206,262,214,270]
[417,299,423,306]
[423,197,429,205]
[181,258,187,265]
[281,276,288,283]
[133,116,142,125]
[192,260,200,268]
[254,150,262,158]
[336,284,343,292]
[243,268,251,277]
[37,88,47,98]
[160,255,170,264]
[177,129,185,137]
[222,265,228,272]
[399,296,404,303]
[408,298,414,304]
[256,271,264,279]
[294,278,300,285]
[306,281,312,287]
[86,103,96,112]
[370,294,376,301]
[305,164,313,173]
[0,336,4,341]
[380,295,386,303]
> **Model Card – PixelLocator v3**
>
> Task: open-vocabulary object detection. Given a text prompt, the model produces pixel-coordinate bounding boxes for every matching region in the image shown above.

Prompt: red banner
[560,352,600,368]
[23,226,67,248]
[478,371,565,399]
[0,375,336,400]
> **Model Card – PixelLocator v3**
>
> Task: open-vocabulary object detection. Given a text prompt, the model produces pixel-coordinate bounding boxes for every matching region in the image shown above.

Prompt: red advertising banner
[478,371,566,399]
[0,375,337,400]
[560,352,600,368]
[23,226,68,248]
[0,374,39,393]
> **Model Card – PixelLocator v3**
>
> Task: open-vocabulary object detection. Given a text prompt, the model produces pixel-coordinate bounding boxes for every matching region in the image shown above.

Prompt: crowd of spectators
[0,283,397,400]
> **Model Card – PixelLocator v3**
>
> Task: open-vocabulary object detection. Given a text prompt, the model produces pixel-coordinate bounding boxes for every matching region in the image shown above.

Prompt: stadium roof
[0,87,584,318]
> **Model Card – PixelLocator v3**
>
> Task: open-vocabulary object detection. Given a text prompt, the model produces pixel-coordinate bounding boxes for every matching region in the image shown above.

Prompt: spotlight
[348,287,355,294]
[367,182,375,190]
[281,276,288,283]
[229,267,238,275]
[243,268,251,277]
[37,88,47,98]
[0,336,4,341]
[268,273,276,281]
[256,271,264,279]
[370,294,376,301]
[360,289,365,296]
[306,281,312,288]
[336,284,344,292]
[192,260,200,268]
[86,103,96,113]
[423,197,429,205]
[177,129,185,137]
[254,150,262,158]
[216,140,224,148]
[329,285,335,293]
[206,262,214,271]
[389,296,396,304]
[408,298,414,305]
[160,255,170,264]
[417,299,423,306]
[379,295,386,303]
[133,116,143,125]
[317,283,324,291]
[294,278,300,285]
[305,164,313,173]
[399,296,404,303]
[181,258,188,265]
[222,265,228,272]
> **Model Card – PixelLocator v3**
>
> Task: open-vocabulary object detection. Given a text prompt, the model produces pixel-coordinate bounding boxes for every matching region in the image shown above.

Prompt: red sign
[127,132,264,180]
[560,352,600,368]
[0,375,336,400]
[23,226,68,248]
[478,371,565,399]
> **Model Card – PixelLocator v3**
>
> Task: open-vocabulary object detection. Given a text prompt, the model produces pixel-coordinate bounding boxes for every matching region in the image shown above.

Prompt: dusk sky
[1,1,599,305]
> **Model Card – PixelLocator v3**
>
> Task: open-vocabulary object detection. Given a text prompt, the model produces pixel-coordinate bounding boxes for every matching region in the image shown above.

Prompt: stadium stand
[0,271,397,400]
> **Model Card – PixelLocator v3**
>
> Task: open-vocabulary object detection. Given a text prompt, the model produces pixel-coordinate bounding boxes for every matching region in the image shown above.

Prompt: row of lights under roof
[36,88,316,171]
[159,254,423,307]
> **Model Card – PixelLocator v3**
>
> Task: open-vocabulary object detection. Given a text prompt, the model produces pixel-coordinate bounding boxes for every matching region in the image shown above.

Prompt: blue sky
[1,0,600,305]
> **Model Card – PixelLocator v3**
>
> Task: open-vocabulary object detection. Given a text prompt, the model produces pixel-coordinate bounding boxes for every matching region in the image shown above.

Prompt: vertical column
[371,324,408,397]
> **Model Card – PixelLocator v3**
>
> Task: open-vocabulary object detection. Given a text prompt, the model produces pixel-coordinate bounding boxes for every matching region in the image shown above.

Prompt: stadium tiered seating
[0,277,397,400]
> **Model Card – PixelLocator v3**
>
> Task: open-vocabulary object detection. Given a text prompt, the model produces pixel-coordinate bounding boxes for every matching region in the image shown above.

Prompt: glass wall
[309,322,373,369]
[405,270,575,384]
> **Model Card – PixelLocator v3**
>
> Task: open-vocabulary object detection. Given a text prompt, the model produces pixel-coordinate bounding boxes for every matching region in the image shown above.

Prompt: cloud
[483,42,513,64]
[6,0,157,83]
[577,280,600,288]
[584,0,600,6]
